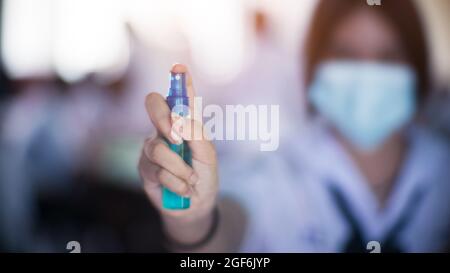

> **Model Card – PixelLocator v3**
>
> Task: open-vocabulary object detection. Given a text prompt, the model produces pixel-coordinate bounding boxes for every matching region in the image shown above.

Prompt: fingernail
[189,172,199,184]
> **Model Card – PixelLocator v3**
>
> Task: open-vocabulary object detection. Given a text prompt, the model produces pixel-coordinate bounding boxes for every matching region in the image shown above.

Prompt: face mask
[308,61,417,151]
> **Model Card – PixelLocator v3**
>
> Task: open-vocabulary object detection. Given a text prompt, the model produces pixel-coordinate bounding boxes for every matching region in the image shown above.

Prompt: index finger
[145,92,179,144]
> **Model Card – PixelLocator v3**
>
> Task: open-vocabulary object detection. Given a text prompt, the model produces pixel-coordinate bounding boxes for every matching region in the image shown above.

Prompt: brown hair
[304,0,430,102]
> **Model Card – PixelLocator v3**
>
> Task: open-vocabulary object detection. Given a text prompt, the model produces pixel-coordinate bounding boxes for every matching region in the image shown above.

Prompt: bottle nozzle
[168,72,187,97]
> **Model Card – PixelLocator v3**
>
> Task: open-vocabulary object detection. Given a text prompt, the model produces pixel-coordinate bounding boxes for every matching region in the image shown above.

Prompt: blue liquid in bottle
[163,72,191,210]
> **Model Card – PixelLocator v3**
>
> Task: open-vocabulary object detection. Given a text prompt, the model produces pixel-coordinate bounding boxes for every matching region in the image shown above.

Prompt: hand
[139,64,219,223]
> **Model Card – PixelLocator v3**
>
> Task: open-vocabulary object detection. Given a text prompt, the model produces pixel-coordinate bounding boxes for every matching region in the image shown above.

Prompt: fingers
[140,137,197,197]
[157,168,192,197]
[145,92,179,144]
[144,138,199,185]
[140,155,191,197]
[138,149,160,185]
[173,117,217,165]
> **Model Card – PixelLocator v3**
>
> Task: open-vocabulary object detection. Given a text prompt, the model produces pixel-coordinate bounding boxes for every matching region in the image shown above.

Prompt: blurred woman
[139,0,450,252]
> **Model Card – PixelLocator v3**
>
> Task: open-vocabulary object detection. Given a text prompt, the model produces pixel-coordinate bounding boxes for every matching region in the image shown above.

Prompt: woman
[139,0,450,252]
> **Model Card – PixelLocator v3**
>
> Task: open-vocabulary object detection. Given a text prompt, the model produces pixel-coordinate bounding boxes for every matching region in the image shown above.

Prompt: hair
[304,0,430,103]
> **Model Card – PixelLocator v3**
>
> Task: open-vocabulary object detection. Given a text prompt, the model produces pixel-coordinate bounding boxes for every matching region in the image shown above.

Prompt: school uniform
[220,121,450,252]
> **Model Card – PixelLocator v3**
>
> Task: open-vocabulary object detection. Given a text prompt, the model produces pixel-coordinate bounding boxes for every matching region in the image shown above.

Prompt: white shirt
[220,122,450,252]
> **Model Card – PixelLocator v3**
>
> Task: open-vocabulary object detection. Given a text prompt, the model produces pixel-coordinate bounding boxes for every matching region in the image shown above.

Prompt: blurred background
[0,0,448,252]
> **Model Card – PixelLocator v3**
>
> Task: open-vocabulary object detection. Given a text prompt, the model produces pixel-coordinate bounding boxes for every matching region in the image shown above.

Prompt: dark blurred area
[0,0,449,252]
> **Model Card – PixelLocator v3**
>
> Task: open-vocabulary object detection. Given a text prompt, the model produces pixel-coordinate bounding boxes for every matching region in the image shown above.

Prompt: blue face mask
[308,61,417,151]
